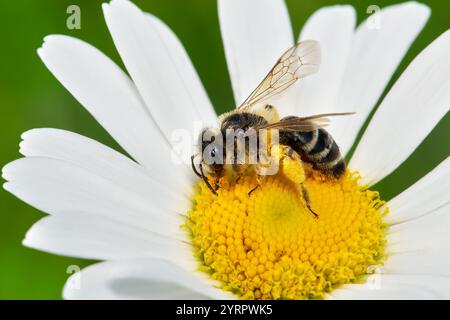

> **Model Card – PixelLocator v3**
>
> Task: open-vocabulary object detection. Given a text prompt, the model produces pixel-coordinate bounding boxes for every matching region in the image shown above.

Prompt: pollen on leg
[184,168,387,299]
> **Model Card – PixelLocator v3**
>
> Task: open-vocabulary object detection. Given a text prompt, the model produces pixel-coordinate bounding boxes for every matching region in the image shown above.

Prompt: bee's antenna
[199,162,218,195]
[190,154,202,178]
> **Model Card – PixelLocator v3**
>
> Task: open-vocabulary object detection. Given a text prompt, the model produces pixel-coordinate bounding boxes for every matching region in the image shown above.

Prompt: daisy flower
[3,0,450,299]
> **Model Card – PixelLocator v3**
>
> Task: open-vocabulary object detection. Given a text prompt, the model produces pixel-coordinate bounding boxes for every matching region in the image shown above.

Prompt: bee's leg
[248,184,259,196]
[190,155,202,178]
[301,184,318,219]
[214,179,220,191]
[199,163,218,195]
[285,146,296,159]
[248,175,265,196]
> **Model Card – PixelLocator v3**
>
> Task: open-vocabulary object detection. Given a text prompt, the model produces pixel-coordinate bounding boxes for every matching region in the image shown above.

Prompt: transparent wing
[257,118,328,132]
[237,40,321,111]
[257,112,355,132]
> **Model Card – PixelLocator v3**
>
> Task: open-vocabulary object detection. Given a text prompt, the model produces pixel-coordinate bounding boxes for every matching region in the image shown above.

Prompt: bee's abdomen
[279,128,346,178]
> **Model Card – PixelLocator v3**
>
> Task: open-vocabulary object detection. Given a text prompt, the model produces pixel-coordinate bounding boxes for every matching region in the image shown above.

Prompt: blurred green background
[0,0,448,299]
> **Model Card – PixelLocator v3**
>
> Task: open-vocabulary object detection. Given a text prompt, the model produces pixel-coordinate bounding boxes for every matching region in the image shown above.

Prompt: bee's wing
[237,40,321,111]
[257,112,355,132]
[257,118,329,132]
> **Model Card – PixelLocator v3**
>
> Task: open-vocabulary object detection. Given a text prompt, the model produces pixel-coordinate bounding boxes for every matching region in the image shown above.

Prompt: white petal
[383,249,450,278]
[386,157,450,225]
[144,12,217,125]
[63,259,232,300]
[350,30,450,185]
[218,0,294,107]
[330,274,450,299]
[387,203,450,253]
[103,0,215,162]
[296,6,355,118]
[335,2,430,154]
[23,213,191,265]
[383,163,450,276]
[2,157,184,239]
[37,35,189,177]
[19,128,192,198]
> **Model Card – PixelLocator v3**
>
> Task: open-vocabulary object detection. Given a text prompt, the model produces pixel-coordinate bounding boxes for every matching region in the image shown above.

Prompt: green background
[0,0,448,299]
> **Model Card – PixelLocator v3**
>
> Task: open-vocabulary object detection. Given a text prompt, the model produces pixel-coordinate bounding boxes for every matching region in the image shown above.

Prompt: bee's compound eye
[227,114,241,123]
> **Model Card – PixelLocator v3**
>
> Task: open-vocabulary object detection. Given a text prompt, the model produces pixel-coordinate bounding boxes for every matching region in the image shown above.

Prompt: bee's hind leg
[301,184,319,219]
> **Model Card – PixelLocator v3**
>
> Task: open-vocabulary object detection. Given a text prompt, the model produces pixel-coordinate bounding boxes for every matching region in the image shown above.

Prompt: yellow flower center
[185,161,387,299]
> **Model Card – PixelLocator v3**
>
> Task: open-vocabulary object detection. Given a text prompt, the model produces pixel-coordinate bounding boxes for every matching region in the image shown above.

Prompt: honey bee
[191,41,354,217]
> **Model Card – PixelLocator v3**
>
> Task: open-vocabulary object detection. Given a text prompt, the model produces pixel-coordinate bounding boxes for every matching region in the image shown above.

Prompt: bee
[191,41,353,217]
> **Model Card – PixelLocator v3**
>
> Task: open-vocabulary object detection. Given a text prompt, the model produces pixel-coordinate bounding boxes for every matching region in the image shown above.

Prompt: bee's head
[197,127,225,177]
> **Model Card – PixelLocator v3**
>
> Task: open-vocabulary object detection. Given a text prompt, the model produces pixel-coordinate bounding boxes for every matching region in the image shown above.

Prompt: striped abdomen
[279,128,346,178]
